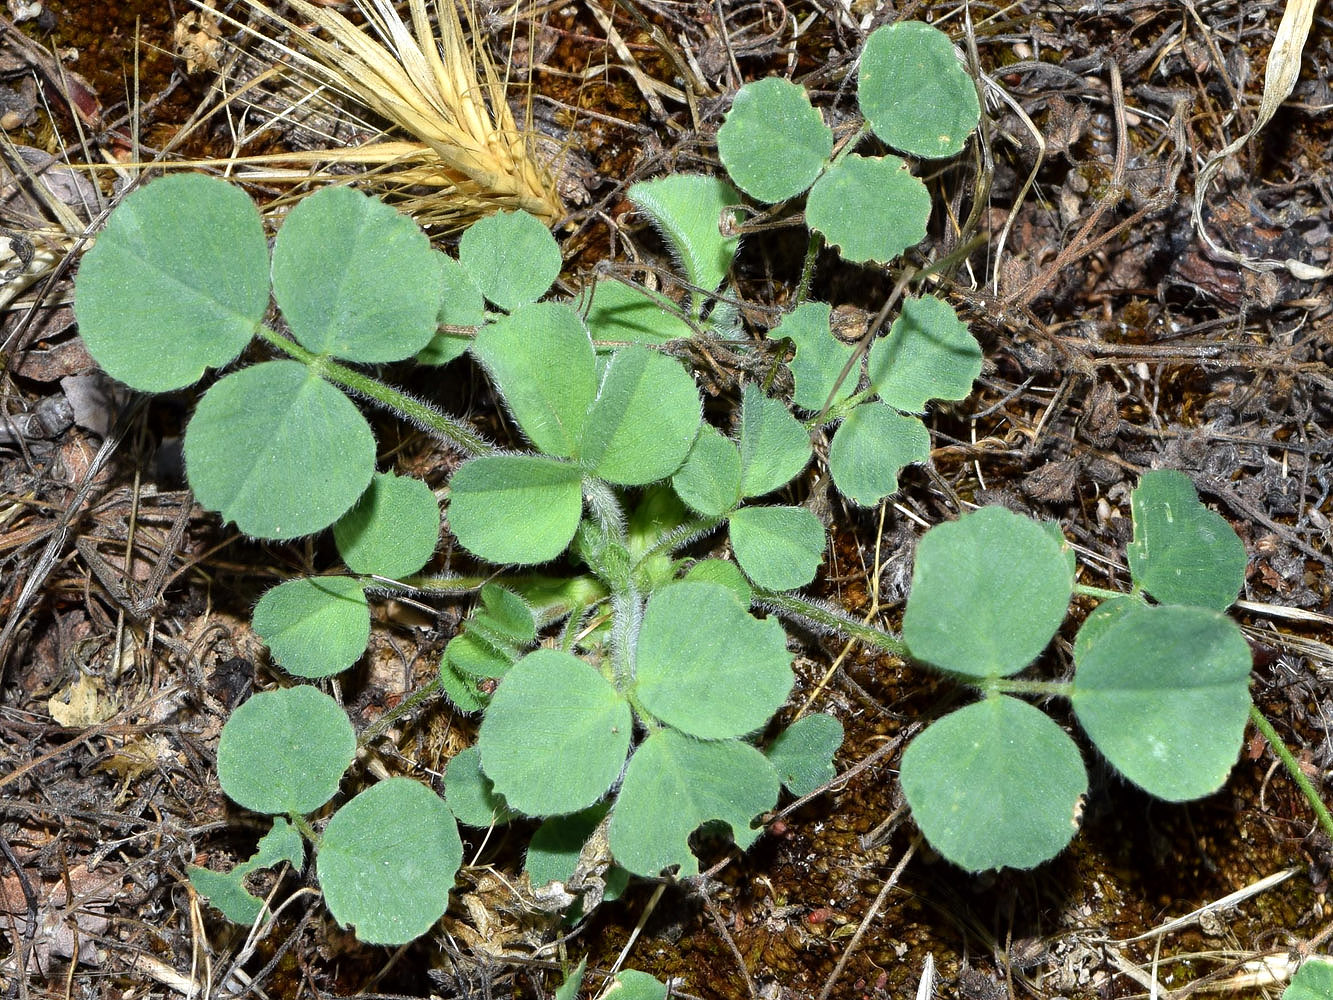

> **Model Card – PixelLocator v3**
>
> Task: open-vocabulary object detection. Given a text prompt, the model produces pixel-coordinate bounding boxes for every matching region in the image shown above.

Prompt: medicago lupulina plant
[70,17,1285,960]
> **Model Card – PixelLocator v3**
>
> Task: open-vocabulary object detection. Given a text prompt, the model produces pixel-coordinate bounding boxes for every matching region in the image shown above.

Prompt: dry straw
[207,0,565,227]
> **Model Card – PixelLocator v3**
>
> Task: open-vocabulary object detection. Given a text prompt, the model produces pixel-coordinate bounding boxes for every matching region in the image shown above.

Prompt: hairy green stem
[256,327,493,456]
[1074,583,1129,602]
[1248,702,1333,840]
[794,231,821,305]
[358,675,444,748]
[759,591,909,657]
[977,676,1074,698]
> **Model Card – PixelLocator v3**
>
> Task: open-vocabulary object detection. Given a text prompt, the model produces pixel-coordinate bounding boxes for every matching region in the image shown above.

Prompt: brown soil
[1,1,1331,998]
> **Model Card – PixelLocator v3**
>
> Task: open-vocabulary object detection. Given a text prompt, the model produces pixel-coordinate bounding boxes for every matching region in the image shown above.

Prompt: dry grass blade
[226,0,563,225]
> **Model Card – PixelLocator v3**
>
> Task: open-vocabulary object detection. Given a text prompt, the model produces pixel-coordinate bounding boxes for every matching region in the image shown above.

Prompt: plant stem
[255,327,493,456]
[759,591,909,657]
[1248,702,1333,840]
[795,231,821,305]
[1073,583,1128,602]
[358,675,444,748]
[978,676,1074,698]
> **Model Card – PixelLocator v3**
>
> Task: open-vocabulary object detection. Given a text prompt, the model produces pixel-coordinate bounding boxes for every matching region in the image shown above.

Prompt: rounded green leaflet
[900,695,1087,872]
[475,583,538,643]
[867,295,983,413]
[216,686,356,815]
[605,971,669,1000]
[271,185,440,363]
[634,581,793,739]
[1286,958,1333,1000]
[681,558,753,607]
[446,632,513,679]
[806,154,930,265]
[902,506,1074,678]
[672,424,742,516]
[478,649,631,816]
[858,21,981,159]
[74,173,268,393]
[1070,603,1252,802]
[628,174,741,297]
[728,505,825,591]
[443,746,514,827]
[738,384,813,498]
[253,576,370,679]
[184,360,375,540]
[584,280,694,348]
[607,729,780,877]
[526,803,609,888]
[458,209,561,311]
[717,77,833,203]
[765,713,843,797]
[772,302,856,413]
[472,302,596,458]
[579,345,702,485]
[828,402,930,507]
[333,472,439,578]
[417,253,485,365]
[1127,469,1247,611]
[447,454,584,564]
[316,778,463,945]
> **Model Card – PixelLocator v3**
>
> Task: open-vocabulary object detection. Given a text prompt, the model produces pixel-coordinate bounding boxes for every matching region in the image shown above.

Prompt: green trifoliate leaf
[828,403,930,506]
[729,505,825,591]
[773,302,856,413]
[672,424,742,516]
[1286,958,1333,1000]
[634,581,793,739]
[448,455,584,564]
[858,21,981,159]
[479,650,631,816]
[333,472,440,578]
[766,713,843,797]
[585,280,694,347]
[608,729,780,876]
[1127,469,1247,611]
[188,817,305,925]
[900,695,1087,872]
[271,185,440,362]
[253,576,370,679]
[184,361,375,540]
[74,174,268,393]
[580,345,702,485]
[738,383,812,497]
[903,507,1074,678]
[806,154,930,265]
[628,174,741,298]
[444,746,515,827]
[717,77,833,203]
[458,209,561,310]
[317,778,462,945]
[417,253,484,365]
[681,558,753,606]
[1071,603,1252,801]
[867,296,982,413]
[472,302,596,458]
[216,686,355,815]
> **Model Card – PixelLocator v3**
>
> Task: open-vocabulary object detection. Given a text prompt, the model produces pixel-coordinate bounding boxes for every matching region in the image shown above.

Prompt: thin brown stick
[817,838,919,1000]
